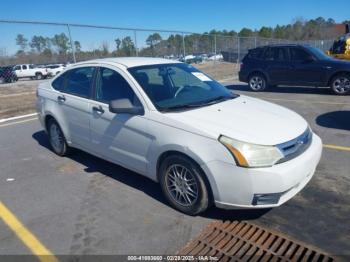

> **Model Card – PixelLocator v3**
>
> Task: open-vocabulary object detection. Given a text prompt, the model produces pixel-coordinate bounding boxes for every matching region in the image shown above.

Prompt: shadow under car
[32,130,270,220]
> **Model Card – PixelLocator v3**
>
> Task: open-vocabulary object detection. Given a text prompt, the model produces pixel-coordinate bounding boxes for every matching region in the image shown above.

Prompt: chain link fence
[0,20,335,83]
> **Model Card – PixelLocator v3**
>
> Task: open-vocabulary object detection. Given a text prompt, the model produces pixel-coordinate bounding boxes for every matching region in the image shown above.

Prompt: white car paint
[14,64,48,79]
[47,64,66,76]
[36,57,322,210]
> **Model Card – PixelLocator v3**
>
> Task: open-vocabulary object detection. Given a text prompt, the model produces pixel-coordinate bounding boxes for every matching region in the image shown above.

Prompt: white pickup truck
[14,64,49,80]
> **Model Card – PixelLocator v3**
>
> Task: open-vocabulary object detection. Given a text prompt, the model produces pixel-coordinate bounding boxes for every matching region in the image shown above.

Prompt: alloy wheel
[332,77,350,94]
[49,123,64,153]
[165,164,199,207]
[249,76,265,91]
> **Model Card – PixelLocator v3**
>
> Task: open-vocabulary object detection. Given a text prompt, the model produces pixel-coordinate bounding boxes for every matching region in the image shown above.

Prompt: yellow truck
[327,24,350,60]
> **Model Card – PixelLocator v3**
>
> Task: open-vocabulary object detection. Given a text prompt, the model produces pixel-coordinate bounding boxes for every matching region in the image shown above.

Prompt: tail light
[240,63,244,70]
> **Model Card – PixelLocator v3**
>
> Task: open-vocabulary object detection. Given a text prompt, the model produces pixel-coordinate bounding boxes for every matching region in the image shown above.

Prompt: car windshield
[128,63,236,111]
[307,46,332,60]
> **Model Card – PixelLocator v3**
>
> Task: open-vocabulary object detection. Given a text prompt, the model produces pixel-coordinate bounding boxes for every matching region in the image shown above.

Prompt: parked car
[239,44,350,95]
[0,66,18,83]
[180,55,203,64]
[14,64,49,80]
[36,57,322,215]
[208,54,223,61]
[46,64,66,77]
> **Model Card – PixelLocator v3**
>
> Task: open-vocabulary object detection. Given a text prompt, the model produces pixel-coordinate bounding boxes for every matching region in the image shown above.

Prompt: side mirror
[109,98,144,115]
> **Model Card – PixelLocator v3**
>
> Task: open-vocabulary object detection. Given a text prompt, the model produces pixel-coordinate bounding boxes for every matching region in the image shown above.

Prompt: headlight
[219,135,284,168]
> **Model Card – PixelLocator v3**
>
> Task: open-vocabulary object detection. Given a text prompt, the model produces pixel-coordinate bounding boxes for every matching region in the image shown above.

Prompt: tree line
[3,17,349,65]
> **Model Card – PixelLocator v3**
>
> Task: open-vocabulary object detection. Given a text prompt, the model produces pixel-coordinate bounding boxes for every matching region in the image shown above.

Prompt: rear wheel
[35,73,43,80]
[330,74,350,95]
[159,155,209,215]
[248,74,266,91]
[47,119,69,156]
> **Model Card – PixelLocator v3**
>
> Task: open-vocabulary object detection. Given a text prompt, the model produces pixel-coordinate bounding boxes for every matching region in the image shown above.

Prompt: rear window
[263,47,288,61]
[247,48,264,59]
[52,72,67,91]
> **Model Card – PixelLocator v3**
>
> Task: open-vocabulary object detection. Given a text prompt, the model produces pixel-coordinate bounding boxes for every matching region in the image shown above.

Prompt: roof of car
[77,57,180,68]
[256,44,309,48]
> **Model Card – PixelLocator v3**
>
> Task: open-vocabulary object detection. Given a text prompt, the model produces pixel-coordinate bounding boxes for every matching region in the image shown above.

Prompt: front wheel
[330,74,350,95]
[248,74,266,91]
[159,155,209,215]
[47,119,69,156]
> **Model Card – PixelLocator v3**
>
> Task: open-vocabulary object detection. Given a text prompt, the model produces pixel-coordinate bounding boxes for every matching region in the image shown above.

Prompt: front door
[288,47,325,85]
[14,65,26,78]
[90,66,152,174]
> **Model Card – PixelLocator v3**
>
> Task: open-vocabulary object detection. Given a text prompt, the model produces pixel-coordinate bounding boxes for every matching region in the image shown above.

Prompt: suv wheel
[248,74,266,91]
[47,119,69,156]
[331,74,350,95]
[36,73,43,80]
[159,155,209,215]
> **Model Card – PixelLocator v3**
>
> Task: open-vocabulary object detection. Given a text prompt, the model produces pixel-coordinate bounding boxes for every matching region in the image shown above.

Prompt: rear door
[22,65,32,77]
[58,66,96,148]
[263,47,292,84]
[288,47,325,85]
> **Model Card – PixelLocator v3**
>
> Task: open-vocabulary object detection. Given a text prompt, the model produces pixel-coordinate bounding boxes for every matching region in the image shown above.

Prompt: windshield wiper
[160,94,239,112]
[192,95,237,107]
[160,103,202,112]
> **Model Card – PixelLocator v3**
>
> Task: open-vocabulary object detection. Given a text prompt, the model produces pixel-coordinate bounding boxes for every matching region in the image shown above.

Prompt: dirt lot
[194,60,239,80]
[0,61,238,119]
[0,79,43,118]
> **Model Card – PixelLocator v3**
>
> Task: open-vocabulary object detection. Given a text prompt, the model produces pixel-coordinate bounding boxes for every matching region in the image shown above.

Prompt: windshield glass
[128,63,235,111]
[307,46,332,60]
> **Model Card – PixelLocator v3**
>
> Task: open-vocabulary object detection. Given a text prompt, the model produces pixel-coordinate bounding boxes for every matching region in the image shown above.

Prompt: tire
[159,155,209,215]
[47,119,69,156]
[35,73,43,80]
[330,74,350,95]
[248,73,267,91]
[0,77,4,84]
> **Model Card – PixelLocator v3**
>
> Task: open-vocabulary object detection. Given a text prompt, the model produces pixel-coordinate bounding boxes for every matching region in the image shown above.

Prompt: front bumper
[201,133,322,209]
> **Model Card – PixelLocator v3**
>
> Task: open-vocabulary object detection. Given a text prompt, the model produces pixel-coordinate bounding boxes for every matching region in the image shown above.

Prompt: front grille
[276,128,312,164]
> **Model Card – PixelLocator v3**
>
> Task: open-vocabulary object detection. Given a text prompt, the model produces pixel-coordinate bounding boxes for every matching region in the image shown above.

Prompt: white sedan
[36,57,322,215]
[46,64,66,77]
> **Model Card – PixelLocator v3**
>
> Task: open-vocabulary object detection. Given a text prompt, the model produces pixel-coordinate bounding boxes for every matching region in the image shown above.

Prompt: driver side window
[290,48,312,62]
[95,67,140,105]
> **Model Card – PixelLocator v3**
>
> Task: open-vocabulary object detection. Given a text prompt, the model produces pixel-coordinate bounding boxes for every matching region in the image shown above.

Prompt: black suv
[0,66,18,84]
[239,44,350,95]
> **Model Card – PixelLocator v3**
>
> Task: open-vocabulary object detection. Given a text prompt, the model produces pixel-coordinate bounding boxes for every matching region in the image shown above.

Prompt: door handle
[92,105,105,114]
[57,95,66,102]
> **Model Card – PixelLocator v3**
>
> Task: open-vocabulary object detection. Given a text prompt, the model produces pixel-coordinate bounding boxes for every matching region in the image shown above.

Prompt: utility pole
[67,24,76,63]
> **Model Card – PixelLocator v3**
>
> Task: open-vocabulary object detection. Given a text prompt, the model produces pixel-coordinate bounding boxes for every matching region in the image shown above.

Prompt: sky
[0,0,349,54]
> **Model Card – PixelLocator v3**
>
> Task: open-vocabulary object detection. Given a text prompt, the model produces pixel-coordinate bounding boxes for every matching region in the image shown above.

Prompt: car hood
[326,58,350,67]
[165,95,308,145]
